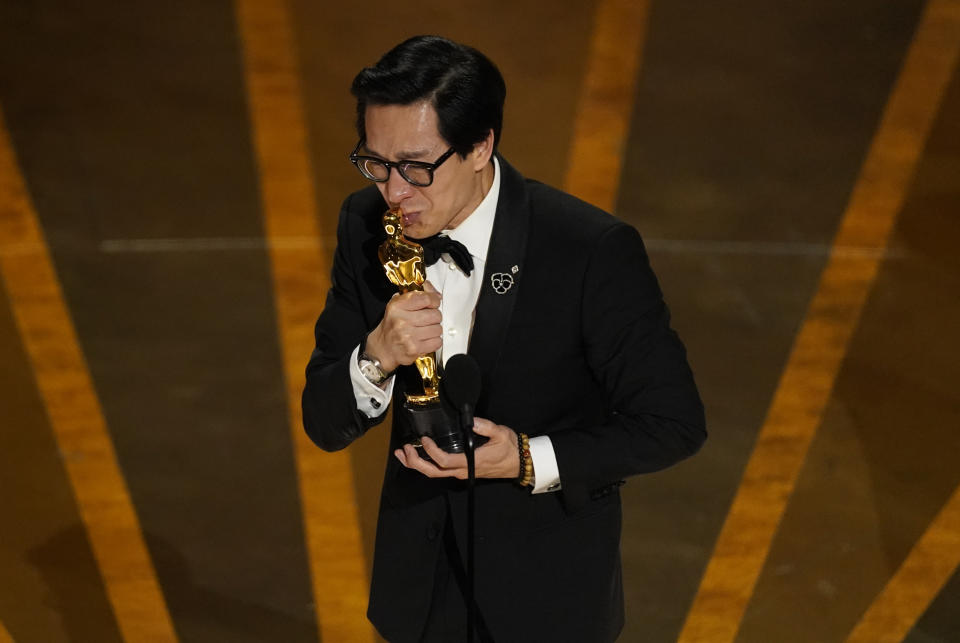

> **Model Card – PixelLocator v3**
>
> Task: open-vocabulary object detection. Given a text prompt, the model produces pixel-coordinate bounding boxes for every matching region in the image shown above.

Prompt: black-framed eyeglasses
[349,139,456,187]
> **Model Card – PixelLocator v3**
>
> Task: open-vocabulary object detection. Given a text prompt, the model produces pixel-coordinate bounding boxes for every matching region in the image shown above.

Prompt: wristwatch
[358,335,390,386]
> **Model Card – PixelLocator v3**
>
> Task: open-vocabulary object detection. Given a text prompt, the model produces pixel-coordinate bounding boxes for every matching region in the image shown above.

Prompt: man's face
[363,101,490,239]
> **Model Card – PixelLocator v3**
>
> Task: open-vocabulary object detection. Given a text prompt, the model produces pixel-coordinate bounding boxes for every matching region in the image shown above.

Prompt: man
[302,35,705,643]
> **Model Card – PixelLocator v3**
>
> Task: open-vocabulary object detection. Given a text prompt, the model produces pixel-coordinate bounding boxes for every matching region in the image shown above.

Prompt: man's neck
[445,158,496,231]
[478,159,495,199]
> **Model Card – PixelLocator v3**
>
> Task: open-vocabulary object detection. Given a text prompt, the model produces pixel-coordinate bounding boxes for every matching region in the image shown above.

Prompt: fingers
[368,286,443,370]
[422,280,439,296]
[394,287,441,313]
[421,436,467,471]
[394,421,522,481]
[412,308,442,327]
[391,324,440,359]
[394,440,467,480]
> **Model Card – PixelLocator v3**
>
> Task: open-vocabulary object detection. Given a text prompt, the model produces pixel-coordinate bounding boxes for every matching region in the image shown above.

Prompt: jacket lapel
[468,157,530,408]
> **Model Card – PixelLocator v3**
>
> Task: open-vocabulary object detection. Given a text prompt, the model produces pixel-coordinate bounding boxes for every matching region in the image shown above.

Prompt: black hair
[350,35,506,157]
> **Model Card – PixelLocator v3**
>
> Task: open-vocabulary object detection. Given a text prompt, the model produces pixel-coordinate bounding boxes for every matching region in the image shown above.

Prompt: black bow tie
[418,235,474,276]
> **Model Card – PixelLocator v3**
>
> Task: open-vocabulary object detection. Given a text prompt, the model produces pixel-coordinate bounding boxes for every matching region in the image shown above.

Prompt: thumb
[422,280,438,294]
[472,418,497,436]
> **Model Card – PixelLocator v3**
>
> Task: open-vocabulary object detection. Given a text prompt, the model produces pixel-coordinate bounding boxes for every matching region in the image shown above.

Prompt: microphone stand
[461,402,476,643]
[460,403,477,643]
[441,353,482,642]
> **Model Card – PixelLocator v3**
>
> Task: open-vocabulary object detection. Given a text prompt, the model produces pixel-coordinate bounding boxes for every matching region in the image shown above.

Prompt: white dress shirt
[349,157,561,493]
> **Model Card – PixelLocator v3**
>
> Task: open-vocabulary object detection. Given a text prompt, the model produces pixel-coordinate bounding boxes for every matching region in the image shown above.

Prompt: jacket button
[426,523,440,541]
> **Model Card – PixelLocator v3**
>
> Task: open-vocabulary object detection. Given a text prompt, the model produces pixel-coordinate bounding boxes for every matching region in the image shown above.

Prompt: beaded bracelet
[517,433,534,487]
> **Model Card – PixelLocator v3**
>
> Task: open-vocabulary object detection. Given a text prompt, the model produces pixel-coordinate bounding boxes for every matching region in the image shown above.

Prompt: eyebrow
[363,144,435,161]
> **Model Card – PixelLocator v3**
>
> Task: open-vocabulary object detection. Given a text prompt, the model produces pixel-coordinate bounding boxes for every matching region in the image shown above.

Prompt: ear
[470,129,495,171]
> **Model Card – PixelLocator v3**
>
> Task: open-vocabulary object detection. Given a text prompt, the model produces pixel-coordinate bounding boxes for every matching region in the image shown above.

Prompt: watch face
[360,360,384,383]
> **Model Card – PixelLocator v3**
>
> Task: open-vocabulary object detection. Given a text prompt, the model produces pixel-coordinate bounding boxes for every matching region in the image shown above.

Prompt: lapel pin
[490,272,514,294]
[511,265,519,274]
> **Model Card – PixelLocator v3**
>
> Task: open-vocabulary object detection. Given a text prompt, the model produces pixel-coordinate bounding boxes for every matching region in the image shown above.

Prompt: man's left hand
[395,417,521,479]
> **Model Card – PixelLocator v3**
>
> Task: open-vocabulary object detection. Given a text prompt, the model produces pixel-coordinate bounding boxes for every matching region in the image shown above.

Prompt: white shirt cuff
[528,435,561,494]
[349,344,394,418]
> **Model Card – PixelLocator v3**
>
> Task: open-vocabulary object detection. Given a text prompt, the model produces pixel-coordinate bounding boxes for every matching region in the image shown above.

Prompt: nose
[384,168,413,206]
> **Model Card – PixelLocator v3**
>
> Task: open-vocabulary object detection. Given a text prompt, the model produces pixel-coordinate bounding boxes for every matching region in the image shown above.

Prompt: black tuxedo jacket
[302,158,705,643]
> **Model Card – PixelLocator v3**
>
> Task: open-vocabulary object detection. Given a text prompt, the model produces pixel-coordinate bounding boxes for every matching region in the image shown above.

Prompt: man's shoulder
[522,178,626,242]
[341,184,386,217]
[336,185,387,239]
[499,157,624,240]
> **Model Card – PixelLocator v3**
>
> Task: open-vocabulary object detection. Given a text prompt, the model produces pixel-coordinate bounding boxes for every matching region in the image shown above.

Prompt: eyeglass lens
[356,158,433,186]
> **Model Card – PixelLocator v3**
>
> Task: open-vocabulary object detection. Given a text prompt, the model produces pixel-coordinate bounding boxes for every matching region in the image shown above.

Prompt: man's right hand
[364,281,442,373]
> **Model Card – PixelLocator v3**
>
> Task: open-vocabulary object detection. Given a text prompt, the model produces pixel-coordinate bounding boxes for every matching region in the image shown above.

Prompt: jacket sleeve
[302,194,385,451]
[549,222,706,501]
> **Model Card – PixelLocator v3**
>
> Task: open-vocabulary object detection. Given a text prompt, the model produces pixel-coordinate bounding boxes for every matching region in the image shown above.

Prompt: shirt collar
[443,156,500,263]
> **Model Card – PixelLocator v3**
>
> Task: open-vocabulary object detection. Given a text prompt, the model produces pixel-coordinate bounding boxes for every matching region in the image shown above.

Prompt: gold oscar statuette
[378,207,463,454]
[378,207,441,405]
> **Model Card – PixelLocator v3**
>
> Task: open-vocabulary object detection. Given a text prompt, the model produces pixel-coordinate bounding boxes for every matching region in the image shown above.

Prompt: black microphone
[440,353,482,643]
[441,353,482,432]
